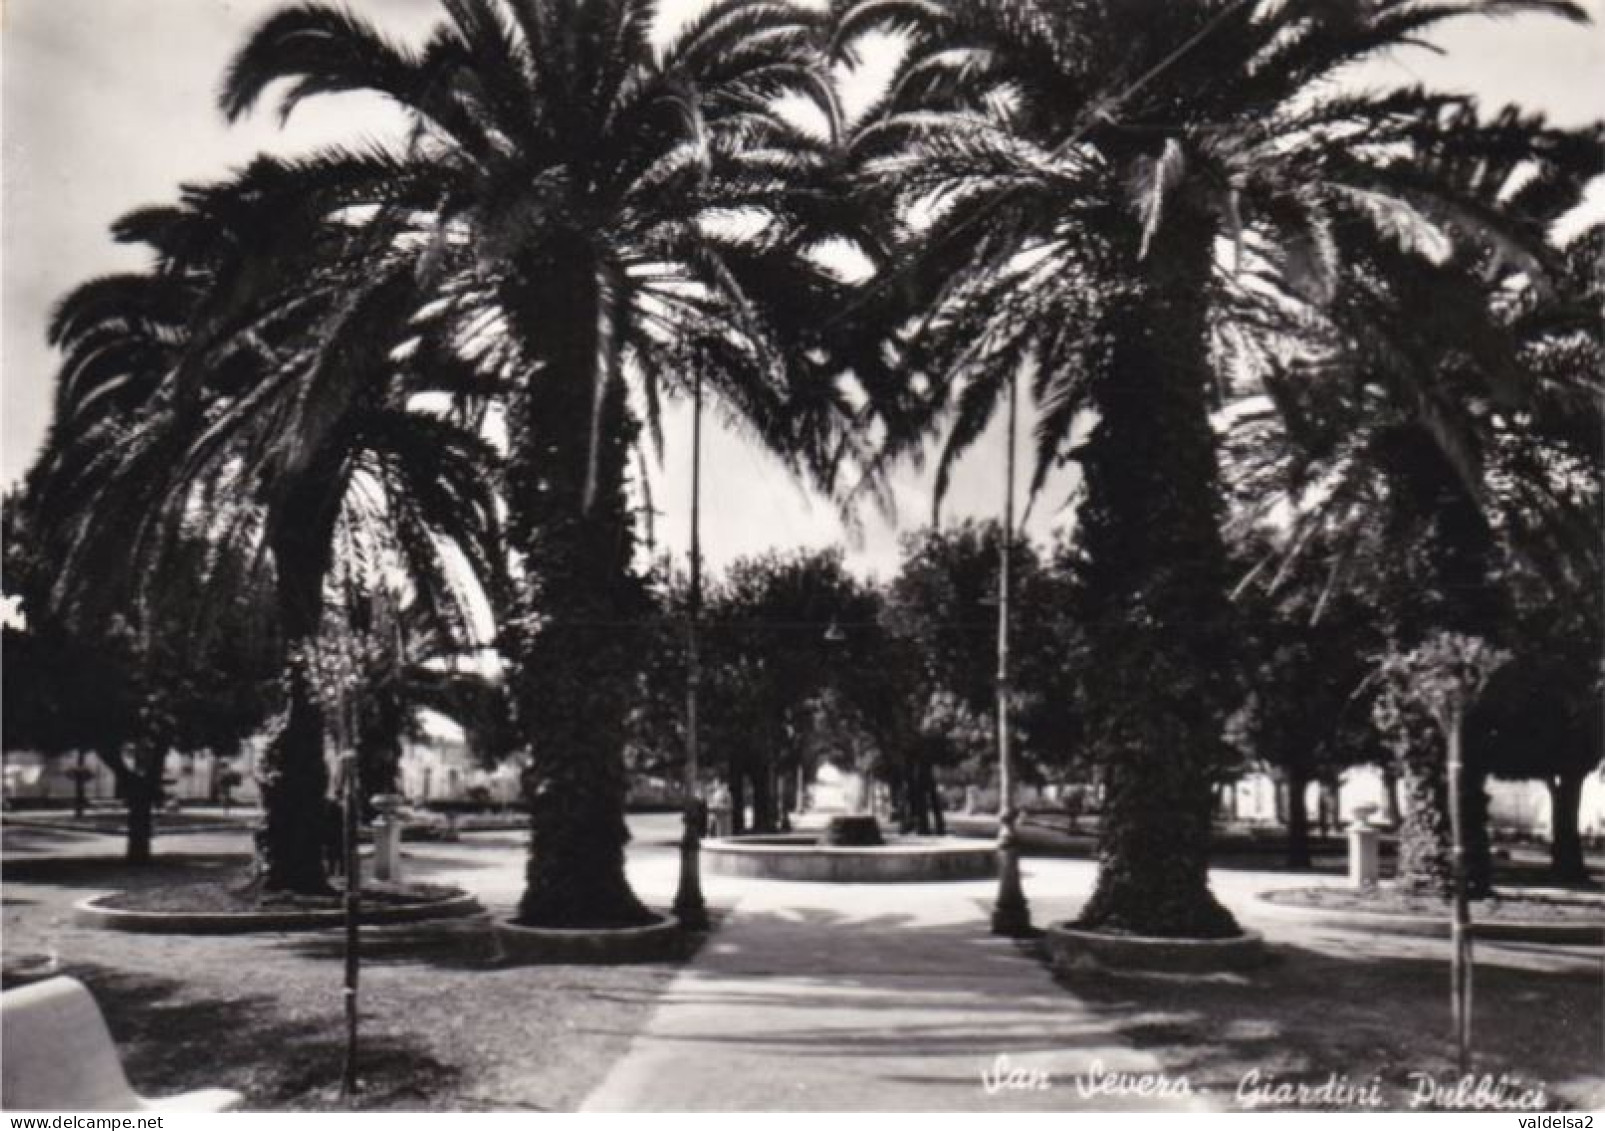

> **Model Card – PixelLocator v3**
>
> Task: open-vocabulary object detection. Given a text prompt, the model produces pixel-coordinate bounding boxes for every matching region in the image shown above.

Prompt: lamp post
[672,370,710,930]
[991,370,1032,937]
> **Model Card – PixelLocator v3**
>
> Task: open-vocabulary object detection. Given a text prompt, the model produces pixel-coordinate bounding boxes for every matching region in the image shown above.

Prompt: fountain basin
[703,833,997,883]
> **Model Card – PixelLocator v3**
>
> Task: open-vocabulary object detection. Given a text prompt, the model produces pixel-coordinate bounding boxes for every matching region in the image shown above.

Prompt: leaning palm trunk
[255,477,338,894]
[505,251,654,929]
[1074,216,1240,939]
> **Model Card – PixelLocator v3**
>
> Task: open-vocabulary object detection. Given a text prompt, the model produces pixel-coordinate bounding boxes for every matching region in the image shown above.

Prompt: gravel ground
[5,816,1600,1112]
[1,820,688,1112]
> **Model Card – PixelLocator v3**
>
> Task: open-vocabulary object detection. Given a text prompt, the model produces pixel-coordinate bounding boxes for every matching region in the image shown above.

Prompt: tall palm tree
[221,0,849,925]
[38,173,503,893]
[835,0,1592,936]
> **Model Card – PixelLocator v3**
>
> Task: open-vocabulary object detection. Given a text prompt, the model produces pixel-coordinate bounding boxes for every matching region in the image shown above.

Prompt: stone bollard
[371,793,406,884]
[1347,823,1380,888]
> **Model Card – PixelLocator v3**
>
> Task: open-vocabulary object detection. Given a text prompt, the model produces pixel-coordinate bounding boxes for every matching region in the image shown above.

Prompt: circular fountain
[702,815,997,883]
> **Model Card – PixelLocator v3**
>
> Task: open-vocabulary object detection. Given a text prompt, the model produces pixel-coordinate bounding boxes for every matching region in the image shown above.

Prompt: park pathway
[580,857,1211,1112]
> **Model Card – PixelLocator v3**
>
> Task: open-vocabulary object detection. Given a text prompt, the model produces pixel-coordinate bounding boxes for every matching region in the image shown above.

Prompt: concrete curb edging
[493,911,685,964]
[1255,892,1604,944]
[702,834,997,883]
[74,890,482,934]
[4,818,250,837]
[1044,922,1270,972]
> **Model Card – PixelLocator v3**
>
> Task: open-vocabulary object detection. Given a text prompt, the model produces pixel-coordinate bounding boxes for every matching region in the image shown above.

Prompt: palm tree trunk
[505,247,652,929]
[256,481,337,894]
[1074,216,1240,939]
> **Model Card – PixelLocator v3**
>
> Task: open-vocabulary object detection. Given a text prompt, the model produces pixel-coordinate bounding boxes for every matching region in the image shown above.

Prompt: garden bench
[1,976,242,1112]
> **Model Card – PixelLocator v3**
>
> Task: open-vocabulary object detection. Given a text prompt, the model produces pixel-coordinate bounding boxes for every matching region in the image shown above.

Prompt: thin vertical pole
[999,373,1015,812]
[341,747,361,1094]
[1446,715,1472,1075]
[991,371,1031,937]
[689,370,703,796]
[673,370,709,930]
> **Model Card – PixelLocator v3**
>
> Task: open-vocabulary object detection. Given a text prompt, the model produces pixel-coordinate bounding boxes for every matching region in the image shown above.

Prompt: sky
[3,0,1602,581]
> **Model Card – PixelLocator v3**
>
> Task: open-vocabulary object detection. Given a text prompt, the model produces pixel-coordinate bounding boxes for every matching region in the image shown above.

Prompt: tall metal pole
[991,371,1031,937]
[673,370,710,930]
[334,618,362,1104]
[1446,715,1472,1075]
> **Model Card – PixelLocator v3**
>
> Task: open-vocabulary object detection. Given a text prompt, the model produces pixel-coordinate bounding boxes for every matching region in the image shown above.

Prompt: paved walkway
[580,845,1209,1112]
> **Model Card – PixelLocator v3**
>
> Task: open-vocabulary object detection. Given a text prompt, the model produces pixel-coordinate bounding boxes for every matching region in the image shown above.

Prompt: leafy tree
[883,521,1076,822]
[1469,586,1602,882]
[1226,530,1385,867]
[697,549,888,833]
[3,482,276,861]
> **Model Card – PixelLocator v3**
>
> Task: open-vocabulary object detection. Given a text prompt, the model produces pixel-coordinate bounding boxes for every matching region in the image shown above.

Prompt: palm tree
[221,0,852,925]
[38,173,503,893]
[835,0,1592,936]
[1220,106,1604,896]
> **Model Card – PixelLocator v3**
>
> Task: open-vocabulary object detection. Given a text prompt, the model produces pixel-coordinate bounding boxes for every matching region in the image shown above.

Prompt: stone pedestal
[372,794,405,884]
[1348,824,1380,888]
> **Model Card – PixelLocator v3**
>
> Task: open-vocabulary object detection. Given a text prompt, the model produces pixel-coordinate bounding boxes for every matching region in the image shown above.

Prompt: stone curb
[4,818,250,836]
[493,911,686,964]
[1254,892,1604,944]
[73,890,482,934]
[1044,922,1271,972]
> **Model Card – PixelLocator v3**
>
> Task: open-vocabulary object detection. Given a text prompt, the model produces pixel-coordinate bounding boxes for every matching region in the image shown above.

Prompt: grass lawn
[2,849,685,1111]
